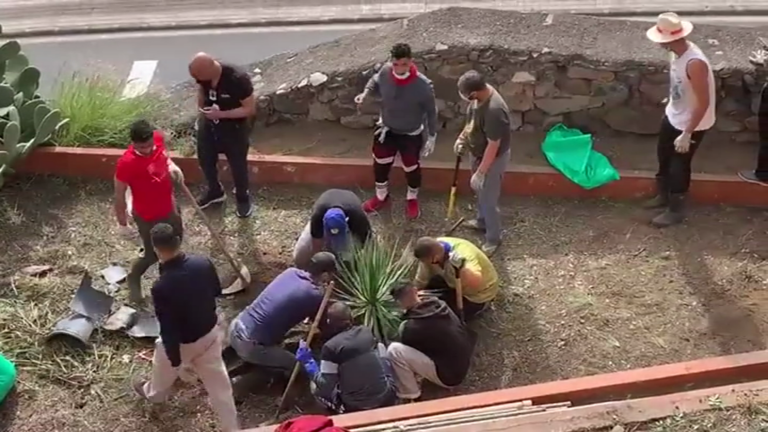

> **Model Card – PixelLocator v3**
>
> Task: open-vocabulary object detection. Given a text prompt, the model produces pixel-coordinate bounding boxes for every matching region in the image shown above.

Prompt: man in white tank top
[645,13,716,227]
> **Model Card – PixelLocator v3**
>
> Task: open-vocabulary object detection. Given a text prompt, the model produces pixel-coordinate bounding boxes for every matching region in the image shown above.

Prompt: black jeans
[755,83,768,180]
[656,116,707,194]
[196,118,251,201]
[426,275,486,321]
[127,207,183,303]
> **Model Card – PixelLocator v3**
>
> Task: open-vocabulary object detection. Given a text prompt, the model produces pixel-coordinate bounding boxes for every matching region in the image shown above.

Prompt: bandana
[391,63,418,86]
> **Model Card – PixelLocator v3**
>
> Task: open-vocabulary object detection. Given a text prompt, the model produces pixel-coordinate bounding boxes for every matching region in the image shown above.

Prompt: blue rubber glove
[295,340,319,377]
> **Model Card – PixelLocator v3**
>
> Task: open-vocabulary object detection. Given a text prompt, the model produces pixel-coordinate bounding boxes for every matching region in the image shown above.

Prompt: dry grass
[1,176,768,431]
[590,400,768,431]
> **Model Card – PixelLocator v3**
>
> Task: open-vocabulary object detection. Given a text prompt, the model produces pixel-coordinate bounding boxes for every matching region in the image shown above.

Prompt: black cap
[308,251,338,275]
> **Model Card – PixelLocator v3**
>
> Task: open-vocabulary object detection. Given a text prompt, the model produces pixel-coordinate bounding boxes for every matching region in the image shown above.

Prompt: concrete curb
[6,3,768,38]
[15,147,768,208]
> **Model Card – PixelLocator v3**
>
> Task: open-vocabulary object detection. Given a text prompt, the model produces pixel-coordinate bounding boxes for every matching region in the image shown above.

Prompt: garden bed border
[250,350,768,431]
[16,147,768,207]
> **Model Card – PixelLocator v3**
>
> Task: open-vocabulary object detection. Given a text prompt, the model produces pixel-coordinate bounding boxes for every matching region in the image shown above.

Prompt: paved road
[22,25,370,95]
[20,14,768,96]
[5,0,768,37]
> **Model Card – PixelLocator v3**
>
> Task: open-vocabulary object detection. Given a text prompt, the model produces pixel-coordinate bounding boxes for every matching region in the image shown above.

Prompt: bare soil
[247,121,759,176]
[2,177,768,431]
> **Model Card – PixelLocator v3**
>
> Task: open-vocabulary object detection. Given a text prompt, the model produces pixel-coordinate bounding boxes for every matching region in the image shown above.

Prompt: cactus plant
[0,28,69,189]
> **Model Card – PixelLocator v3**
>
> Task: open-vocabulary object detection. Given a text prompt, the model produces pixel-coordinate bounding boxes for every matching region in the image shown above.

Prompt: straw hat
[646,12,693,43]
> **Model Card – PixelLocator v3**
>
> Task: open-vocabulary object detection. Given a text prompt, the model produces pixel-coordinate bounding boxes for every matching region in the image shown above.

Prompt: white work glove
[453,138,466,156]
[421,135,436,158]
[470,170,486,192]
[168,163,184,183]
[750,49,768,66]
[674,131,692,154]
[354,92,366,105]
[118,224,135,240]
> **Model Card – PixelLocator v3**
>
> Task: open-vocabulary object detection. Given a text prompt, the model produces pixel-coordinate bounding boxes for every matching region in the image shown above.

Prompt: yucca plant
[335,236,415,343]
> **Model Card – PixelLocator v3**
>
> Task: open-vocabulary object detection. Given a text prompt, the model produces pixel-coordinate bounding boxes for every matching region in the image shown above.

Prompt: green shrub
[335,236,415,343]
[51,71,170,148]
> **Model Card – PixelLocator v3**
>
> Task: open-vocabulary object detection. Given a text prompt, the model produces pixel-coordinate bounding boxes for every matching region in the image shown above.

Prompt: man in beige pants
[132,223,238,431]
[387,281,474,401]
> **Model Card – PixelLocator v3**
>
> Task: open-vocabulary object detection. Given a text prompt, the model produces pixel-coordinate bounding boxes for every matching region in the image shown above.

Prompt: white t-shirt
[665,42,716,132]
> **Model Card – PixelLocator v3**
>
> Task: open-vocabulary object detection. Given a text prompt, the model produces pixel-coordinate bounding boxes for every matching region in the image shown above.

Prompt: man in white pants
[643,12,716,227]
[132,223,238,432]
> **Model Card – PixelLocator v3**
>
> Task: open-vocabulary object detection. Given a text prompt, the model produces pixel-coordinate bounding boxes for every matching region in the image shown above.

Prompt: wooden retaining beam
[404,379,768,431]
[17,147,768,207]
[245,350,768,431]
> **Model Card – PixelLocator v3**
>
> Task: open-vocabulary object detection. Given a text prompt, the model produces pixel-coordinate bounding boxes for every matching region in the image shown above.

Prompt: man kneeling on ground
[412,236,498,321]
[295,302,397,414]
[387,281,474,402]
[228,252,338,377]
[293,189,372,270]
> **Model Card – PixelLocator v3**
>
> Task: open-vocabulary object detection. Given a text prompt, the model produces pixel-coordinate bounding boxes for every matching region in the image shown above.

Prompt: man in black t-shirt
[189,52,256,218]
[293,189,372,270]
[295,302,396,413]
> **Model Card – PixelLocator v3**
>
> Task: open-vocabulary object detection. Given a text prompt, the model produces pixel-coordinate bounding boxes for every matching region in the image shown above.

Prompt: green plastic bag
[541,124,620,190]
[0,353,16,403]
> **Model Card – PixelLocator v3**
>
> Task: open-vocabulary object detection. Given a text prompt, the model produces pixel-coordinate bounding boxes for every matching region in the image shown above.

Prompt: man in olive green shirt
[454,70,512,255]
[412,236,499,320]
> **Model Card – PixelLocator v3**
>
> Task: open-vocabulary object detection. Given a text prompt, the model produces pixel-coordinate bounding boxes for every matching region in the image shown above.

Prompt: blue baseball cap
[323,208,349,253]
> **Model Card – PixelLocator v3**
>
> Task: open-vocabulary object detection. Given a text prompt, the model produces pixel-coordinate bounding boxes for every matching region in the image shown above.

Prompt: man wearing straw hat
[643,12,716,227]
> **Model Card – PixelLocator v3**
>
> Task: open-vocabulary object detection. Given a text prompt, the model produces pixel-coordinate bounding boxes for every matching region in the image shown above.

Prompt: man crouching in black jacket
[386,281,474,401]
[295,302,397,413]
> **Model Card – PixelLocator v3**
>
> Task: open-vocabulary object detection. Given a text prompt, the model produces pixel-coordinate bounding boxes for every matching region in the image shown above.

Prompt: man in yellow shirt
[412,236,498,320]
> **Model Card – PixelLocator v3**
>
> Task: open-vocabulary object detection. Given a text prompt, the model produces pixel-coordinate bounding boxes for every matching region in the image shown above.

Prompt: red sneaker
[363,195,390,213]
[405,199,420,219]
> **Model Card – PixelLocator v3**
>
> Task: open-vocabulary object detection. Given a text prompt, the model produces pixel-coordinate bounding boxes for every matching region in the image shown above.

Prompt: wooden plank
[420,379,768,432]
[329,350,768,429]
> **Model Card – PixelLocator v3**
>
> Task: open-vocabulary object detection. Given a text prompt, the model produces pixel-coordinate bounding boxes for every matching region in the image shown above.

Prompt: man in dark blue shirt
[228,252,337,377]
[132,223,239,432]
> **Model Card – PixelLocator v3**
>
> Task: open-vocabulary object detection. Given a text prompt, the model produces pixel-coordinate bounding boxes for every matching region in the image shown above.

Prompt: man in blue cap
[293,189,372,270]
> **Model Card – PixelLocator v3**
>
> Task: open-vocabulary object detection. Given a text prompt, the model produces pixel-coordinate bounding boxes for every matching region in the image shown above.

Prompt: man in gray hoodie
[355,43,438,220]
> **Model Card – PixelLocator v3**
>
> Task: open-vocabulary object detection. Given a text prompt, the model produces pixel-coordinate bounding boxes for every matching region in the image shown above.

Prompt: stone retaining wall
[239,8,768,142]
[256,46,764,140]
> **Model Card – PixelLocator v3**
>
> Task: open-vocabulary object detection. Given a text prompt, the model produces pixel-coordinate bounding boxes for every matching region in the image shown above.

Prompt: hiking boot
[738,170,768,186]
[465,219,487,232]
[405,199,420,220]
[362,195,390,213]
[651,194,686,228]
[197,184,226,209]
[642,178,669,209]
[481,241,500,256]
[236,197,253,218]
[132,377,148,399]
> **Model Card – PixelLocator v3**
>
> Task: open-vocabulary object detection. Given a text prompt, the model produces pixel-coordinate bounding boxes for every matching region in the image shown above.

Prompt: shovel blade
[222,265,251,295]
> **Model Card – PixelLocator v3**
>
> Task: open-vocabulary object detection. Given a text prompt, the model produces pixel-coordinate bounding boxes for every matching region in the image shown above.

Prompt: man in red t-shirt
[114,119,185,305]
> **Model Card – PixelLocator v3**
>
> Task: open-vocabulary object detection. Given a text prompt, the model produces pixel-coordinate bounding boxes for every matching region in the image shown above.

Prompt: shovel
[180,183,251,295]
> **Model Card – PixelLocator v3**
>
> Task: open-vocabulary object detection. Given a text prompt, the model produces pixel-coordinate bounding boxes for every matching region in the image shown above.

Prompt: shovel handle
[274,281,335,418]
[179,182,249,286]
